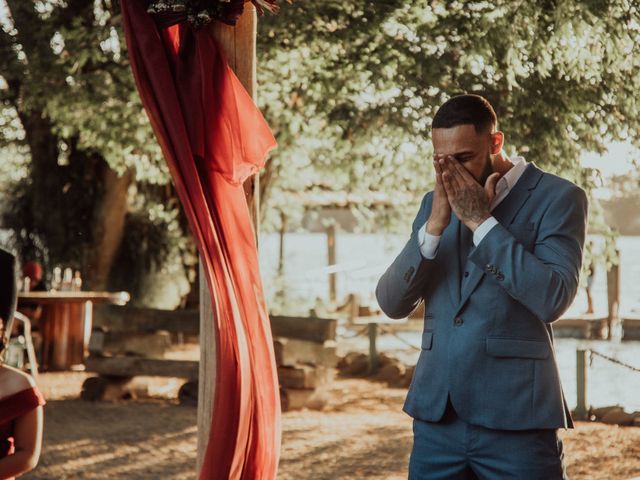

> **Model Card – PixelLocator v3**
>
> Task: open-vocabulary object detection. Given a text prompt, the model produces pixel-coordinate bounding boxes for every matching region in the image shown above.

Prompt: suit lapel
[455,163,544,314]
[492,163,542,226]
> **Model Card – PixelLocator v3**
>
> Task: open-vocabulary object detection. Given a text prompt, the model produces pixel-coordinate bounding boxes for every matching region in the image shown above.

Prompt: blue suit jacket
[376,163,588,430]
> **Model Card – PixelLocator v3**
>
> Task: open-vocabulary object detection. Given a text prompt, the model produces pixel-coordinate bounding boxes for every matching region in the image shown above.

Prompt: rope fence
[337,324,422,350]
[378,325,421,351]
[337,326,369,340]
[589,349,640,374]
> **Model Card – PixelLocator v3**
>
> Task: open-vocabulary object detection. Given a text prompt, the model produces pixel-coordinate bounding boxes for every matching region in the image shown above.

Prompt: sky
[580,141,638,177]
[580,141,639,198]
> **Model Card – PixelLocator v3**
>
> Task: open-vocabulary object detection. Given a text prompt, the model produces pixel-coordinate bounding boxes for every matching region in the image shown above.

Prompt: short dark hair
[432,94,497,133]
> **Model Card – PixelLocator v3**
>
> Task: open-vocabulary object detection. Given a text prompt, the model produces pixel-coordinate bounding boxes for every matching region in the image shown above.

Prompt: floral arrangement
[148,0,279,29]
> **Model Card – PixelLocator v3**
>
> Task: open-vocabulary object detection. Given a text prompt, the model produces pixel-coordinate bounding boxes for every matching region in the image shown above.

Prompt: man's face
[432,124,496,185]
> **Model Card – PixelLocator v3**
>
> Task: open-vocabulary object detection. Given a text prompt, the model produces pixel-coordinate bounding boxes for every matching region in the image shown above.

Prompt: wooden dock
[553,314,609,340]
[622,314,640,340]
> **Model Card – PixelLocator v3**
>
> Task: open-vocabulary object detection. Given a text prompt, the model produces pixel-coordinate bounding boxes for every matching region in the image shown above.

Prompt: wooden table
[18,291,130,371]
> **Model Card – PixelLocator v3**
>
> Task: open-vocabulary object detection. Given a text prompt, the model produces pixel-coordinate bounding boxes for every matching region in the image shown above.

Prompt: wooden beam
[95,306,199,335]
[197,261,216,471]
[326,224,337,302]
[278,211,286,276]
[273,337,337,367]
[199,5,257,473]
[574,349,590,420]
[277,365,319,389]
[270,316,337,343]
[621,318,640,340]
[606,252,620,340]
[85,356,199,380]
[88,330,171,358]
[96,306,335,344]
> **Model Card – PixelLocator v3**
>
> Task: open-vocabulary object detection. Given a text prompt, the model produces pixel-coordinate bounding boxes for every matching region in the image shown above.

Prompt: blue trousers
[409,401,566,479]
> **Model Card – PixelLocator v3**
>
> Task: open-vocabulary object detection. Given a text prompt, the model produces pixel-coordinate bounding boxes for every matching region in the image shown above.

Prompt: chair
[4,312,39,379]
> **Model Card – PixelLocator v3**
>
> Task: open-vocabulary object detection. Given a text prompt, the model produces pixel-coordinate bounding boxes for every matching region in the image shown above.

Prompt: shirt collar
[498,156,527,191]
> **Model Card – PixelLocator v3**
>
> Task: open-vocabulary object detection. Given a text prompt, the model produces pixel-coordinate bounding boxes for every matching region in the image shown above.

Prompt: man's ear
[491,131,504,155]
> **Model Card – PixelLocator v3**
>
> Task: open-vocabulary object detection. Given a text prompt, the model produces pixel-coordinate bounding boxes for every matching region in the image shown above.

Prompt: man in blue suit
[376,95,587,479]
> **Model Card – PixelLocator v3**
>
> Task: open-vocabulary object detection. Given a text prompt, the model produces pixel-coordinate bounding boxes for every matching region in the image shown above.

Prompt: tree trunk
[16,110,130,290]
[87,167,133,290]
[3,1,133,290]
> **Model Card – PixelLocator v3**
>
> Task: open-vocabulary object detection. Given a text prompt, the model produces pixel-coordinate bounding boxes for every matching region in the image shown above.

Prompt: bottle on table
[62,267,73,291]
[72,271,82,292]
[51,267,62,291]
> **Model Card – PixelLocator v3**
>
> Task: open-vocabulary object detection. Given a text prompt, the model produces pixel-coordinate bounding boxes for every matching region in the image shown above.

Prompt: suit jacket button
[454,316,463,326]
[497,272,505,281]
[464,271,469,278]
[404,266,415,282]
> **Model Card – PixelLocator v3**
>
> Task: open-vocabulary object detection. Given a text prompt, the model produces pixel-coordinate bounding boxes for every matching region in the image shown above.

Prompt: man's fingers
[449,157,476,185]
[434,163,447,193]
[444,157,466,189]
[441,171,455,199]
[441,172,461,220]
[440,157,462,190]
[484,172,501,201]
[433,160,443,182]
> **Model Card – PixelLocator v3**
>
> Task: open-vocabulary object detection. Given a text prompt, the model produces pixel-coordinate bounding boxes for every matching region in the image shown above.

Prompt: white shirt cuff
[417,222,440,259]
[473,216,499,246]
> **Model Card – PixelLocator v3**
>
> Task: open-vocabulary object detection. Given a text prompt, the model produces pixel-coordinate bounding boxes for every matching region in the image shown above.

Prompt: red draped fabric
[120,2,281,478]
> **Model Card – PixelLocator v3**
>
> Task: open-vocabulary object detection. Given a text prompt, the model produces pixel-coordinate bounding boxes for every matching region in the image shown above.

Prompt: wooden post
[368,322,379,373]
[196,263,216,471]
[606,251,620,341]
[575,349,589,420]
[327,224,337,303]
[198,6,258,472]
[278,211,286,276]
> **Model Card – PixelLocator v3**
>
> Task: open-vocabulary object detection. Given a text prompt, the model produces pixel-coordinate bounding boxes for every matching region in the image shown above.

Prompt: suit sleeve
[376,192,439,319]
[468,185,588,323]
[0,249,17,324]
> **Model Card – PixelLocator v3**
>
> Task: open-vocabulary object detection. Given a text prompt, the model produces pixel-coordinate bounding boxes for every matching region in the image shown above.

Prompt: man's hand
[426,155,452,236]
[440,156,500,231]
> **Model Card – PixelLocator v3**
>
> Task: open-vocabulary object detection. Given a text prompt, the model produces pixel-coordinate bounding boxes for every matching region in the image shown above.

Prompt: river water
[259,233,640,411]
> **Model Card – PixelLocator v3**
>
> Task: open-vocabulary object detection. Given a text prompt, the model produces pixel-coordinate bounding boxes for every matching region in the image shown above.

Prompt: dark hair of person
[432,94,497,134]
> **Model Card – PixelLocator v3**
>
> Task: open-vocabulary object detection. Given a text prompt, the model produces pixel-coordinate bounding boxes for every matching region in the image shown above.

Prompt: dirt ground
[22,373,640,480]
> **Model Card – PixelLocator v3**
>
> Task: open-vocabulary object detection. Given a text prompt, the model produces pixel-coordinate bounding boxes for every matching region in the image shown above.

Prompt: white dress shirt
[417,157,528,259]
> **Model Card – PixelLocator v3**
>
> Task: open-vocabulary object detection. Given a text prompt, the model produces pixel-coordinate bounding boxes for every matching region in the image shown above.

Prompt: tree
[0,1,194,305]
[256,0,640,239]
[2,1,638,306]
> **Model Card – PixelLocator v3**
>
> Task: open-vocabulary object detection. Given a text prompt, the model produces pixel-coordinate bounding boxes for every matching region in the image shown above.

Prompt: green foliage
[41,9,169,182]
[0,1,189,305]
[257,0,640,238]
[3,137,104,268]
[108,187,198,308]
[2,0,639,307]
